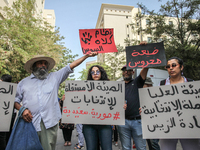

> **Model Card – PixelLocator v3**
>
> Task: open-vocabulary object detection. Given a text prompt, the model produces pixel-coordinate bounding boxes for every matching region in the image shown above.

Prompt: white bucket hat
[24,55,55,73]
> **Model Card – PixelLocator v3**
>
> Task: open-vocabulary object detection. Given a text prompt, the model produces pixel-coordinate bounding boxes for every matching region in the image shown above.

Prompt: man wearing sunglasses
[117,65,148,150]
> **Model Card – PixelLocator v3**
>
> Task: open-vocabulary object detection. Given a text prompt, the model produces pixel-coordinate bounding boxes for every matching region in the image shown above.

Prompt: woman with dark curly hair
[87,65,109,81]
[82,65,112,150]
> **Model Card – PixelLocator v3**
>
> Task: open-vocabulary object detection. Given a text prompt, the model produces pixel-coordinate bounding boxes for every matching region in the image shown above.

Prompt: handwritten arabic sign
[139,81,200,138]
[126,42,166,69]
[0,82,17,131]
[79,28,118,54]
[61,80,125,125]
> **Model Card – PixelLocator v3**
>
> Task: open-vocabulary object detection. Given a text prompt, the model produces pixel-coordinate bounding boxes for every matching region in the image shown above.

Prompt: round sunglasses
[91,70,100,75]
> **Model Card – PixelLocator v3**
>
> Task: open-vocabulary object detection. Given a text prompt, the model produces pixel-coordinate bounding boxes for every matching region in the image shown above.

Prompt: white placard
[61,80,125,125]
[139,81,200,139]
[0,82,17,131]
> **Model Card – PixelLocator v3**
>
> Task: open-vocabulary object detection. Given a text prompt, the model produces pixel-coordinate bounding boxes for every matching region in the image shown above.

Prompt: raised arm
[139,41,148,80]
[69,52,98,70]
[140,68,149,80]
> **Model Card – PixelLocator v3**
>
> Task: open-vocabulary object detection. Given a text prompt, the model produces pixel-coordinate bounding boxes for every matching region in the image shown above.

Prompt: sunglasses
[91,70,100,75]
[165,63,177,69]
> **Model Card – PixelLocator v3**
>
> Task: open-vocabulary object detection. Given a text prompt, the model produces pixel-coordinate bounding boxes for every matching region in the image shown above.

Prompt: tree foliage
[104,45,126,81]
[133,0,200,79]
[0,0,77,82]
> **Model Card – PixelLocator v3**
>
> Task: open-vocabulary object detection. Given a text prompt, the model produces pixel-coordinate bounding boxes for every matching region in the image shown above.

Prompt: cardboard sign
[126,42,166,69]
[61,80,125,125]
[139,81,200,138]
[0,82,17,131]
[79,28,118,54]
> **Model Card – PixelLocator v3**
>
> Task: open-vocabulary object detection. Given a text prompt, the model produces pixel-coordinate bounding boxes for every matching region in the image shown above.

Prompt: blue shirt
[15,65,73,131]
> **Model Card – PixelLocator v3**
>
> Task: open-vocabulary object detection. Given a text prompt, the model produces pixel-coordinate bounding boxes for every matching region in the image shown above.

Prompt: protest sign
[79,28,118,54]
[0,82,17,131]
[61,80,125,125]
[139,81,200,138]
[126,42,166,69]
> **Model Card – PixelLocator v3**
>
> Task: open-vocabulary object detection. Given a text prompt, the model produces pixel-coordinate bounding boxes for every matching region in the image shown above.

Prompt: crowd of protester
[1,45,200,150]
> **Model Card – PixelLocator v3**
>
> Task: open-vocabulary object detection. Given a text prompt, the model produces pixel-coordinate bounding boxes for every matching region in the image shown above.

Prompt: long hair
[87,65,109,81]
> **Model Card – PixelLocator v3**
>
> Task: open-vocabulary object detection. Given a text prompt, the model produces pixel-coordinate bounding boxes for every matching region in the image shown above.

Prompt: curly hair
[87,65,109,81]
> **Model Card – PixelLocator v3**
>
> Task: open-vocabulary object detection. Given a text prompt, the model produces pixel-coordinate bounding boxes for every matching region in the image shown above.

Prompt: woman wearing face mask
[159,57,200,150]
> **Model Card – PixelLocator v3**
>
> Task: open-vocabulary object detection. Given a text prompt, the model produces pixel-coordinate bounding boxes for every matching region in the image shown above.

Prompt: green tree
[0,0,77,82]
[104,45,126,81]
[134,0,200,80]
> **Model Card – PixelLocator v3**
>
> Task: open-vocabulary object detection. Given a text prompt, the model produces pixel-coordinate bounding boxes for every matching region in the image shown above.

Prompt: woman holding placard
[159,56,199,150]
[82,65,112,150]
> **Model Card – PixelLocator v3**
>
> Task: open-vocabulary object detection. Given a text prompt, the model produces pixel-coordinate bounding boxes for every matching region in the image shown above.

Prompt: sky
[44,0,167,80]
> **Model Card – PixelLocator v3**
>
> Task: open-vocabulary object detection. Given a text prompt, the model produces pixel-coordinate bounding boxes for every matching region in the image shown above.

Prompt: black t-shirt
[125,75,145,118]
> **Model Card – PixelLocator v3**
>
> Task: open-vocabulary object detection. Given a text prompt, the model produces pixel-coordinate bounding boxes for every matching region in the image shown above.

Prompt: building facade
[0,0,55,30]
[95,3,190,64]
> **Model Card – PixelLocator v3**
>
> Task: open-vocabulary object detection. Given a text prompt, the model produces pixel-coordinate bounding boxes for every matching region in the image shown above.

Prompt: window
[148,37,152,43]
[47,14,52,18]
[137,22,139,26]
[126,16,128,19]
[169,21,173,25]
[127,34,129,38]
[146,19,150,25]
[127,25,129,28]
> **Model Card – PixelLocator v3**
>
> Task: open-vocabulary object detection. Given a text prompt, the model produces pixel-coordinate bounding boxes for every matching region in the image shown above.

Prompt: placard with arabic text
[139,81,200,138]
[61,80,125,125]
[126,42,166,69]
[79,28,118,54]
[0,82,17,131]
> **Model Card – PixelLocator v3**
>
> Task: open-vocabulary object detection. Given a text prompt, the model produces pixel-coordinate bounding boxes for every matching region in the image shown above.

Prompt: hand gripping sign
[79,28,118,54]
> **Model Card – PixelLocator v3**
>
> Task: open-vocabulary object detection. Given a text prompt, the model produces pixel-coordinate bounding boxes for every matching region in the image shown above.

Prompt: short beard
[32,66,48,80]
[123,75,132,81]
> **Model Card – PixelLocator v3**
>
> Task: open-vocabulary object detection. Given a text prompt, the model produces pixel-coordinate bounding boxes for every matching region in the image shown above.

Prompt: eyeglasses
[91,70,100,75]
[165,63,177,69]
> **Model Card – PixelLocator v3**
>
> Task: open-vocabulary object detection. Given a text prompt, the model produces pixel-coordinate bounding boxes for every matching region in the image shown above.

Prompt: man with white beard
[14,52,98,150]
